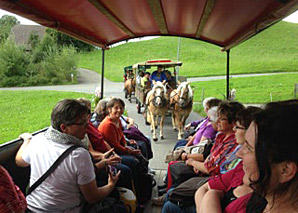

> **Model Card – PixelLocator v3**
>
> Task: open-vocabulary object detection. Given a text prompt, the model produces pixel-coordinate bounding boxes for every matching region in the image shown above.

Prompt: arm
[185,132,197,146]
[88,142,104,161]
[79,171,120,204]
[186,158,209,174]
[182,153,205,162]
[198,189,224,213]
[195,182,210,212]
[126,117,135,129]
[15,133,32,167]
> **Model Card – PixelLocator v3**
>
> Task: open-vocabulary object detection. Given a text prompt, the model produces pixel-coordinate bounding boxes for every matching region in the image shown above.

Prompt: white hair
[208,106,218,122]
[203,97,216,109]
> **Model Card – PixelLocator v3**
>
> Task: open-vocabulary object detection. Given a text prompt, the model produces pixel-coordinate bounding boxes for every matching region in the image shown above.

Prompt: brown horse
[146,81,169,141]
[170,81,193,140]
[124,72,135,102]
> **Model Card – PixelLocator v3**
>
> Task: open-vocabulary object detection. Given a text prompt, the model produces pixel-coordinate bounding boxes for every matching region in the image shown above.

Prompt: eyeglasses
[234,125,246,130]
[70,120,88,127]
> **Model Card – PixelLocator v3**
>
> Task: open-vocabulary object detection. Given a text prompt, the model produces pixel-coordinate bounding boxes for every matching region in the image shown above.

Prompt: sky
[1,9,298,25]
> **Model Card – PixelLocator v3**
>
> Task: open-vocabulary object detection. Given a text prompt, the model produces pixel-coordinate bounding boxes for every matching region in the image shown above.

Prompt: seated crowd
[1,96,297,213]
[9,97,154,212]
[152,98,298,213]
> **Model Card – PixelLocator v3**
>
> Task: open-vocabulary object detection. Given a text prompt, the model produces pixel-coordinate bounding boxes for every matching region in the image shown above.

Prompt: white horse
[146,81,169,141]
[170,82,193,139]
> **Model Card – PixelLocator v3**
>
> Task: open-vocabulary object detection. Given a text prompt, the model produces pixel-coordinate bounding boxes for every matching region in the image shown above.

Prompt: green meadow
[78,21,298,82]
[0,91,92,144]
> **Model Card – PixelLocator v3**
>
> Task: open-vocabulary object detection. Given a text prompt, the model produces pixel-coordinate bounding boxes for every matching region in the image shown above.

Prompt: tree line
[0,15,94,87]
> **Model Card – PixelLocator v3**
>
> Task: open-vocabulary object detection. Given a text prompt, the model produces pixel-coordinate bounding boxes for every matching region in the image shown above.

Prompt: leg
[172,112,177,131]
[149,110,157,141]
[160,114,166,139]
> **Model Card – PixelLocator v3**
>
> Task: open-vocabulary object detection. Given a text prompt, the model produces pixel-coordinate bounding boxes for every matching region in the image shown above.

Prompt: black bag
[137,173,156,204]
[169,161,198,187]
[81,197,128,213]
[169,176,209,207]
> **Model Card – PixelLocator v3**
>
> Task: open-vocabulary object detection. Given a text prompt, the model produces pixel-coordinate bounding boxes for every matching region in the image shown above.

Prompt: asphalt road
[1,68,202,169]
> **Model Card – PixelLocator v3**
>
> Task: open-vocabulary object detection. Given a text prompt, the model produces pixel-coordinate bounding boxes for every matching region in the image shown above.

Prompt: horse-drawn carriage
[131,59,193,141]
[133,59,183,113]
[123,65,135,102]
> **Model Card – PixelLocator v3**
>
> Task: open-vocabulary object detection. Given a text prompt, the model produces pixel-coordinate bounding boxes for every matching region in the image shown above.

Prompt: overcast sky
[1,9,298,25]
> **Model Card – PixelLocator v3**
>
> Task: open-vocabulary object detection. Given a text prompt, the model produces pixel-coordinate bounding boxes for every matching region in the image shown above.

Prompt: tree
[0,15,20,43]
[46,28,94,52]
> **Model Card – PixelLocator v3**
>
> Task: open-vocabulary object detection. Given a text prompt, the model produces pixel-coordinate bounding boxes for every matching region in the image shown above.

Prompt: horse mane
[152,81,167,97]
[177,82,193,99]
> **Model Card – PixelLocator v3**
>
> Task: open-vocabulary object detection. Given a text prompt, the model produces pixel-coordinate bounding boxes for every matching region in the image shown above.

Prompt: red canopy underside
[1,0,297,50]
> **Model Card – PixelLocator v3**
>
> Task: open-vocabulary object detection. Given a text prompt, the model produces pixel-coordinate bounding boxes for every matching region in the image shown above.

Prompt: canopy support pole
[101,48,105,100]
[226,49,230,100]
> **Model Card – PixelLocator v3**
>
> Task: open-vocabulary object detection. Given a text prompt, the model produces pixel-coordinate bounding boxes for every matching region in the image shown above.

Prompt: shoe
[151,194,166,206]
[148,167,156,175]
[158,188,167,196]
[157,183,167,190]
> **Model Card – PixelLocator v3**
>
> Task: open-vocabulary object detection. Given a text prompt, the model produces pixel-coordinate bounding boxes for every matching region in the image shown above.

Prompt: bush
[0,39,30,78]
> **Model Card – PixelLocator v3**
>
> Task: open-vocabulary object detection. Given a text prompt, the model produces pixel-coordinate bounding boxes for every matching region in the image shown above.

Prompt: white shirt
[22,132,95,212]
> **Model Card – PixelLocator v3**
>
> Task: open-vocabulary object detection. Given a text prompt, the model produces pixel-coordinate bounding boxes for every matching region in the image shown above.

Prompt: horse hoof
[153,138,158,141]
[161,136,164,139]
[173,129,178,132]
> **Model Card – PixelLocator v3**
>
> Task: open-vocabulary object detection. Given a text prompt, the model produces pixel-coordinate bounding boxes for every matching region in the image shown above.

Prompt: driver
[150,65,167,84]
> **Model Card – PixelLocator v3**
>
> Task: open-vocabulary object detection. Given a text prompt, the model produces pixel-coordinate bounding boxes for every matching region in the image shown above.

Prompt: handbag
[165,139,212,163]
[169,176,209,207]
[169,161,198,187]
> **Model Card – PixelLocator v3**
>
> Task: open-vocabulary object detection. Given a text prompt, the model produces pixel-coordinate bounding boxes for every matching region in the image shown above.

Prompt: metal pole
[226,49,230,100]
[101,48,105,100]
[176,37,181,82]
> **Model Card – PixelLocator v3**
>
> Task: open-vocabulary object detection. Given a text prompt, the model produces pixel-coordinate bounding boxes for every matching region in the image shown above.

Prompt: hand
[108,170,121,187]
[193,167,200,174]
[19,133,32,144]
[105,156,121,165]
[129,139,137,145]
[184,124,191,131]
[186,136,193,142]
[127,123,134,129]
[186,158,195,166]
[129,149,141,156]
[181,153,188,161]
[103,148,114,159]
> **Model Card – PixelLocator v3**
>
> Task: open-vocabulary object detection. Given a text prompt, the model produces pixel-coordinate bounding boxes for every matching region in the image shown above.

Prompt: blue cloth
[173,139,188,150]
[150,71,167,82]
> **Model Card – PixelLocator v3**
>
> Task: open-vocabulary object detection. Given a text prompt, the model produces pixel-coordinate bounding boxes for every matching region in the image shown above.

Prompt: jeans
[173,140,188,150]
[162,188,196,213]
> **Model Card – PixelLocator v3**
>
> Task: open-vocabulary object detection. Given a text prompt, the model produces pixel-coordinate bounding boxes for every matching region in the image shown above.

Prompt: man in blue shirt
[150,66,167,84]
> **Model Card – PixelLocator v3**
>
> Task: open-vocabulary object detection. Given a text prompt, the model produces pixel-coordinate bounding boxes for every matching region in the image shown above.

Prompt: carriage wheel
[137,101,141,114]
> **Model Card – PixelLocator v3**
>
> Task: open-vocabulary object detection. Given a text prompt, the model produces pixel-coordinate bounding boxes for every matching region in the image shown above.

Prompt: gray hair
[203,97,216,110]
[208,106,218,122]
[51,99,89,132]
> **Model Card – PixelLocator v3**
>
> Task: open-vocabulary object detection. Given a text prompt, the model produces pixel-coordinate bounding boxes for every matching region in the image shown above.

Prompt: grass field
[191,73,298,103]
[0,91,92,144]
[78,21,298,81]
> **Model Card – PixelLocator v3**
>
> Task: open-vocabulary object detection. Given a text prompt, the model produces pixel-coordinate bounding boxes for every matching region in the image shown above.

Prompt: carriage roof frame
[132,59,183,71]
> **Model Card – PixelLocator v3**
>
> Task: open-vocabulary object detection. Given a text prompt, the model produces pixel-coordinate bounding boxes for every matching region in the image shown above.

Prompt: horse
[170,81,193,140]
[145,81,169,141]
[124,72,135,103]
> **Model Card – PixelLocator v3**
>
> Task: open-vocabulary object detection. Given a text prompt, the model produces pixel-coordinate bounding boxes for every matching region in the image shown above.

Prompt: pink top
[208,162,252,213]
[0,166,27,213]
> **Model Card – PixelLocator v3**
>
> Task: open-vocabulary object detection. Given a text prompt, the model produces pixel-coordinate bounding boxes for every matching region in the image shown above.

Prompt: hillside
[78,21,298,82]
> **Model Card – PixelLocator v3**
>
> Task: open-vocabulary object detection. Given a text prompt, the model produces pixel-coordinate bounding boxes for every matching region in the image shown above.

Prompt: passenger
[0,165,27,212]
[243,100,298,212]
[150,65,167,84]
[98,98,141,157]
[90,99,109,128]
[164,70,177,90]
[77,98,134,190]
[162,105,258,212]
[174,97,222,149]
[15,99,125,212]
[141,72,151,88]
[136,70,144,86]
